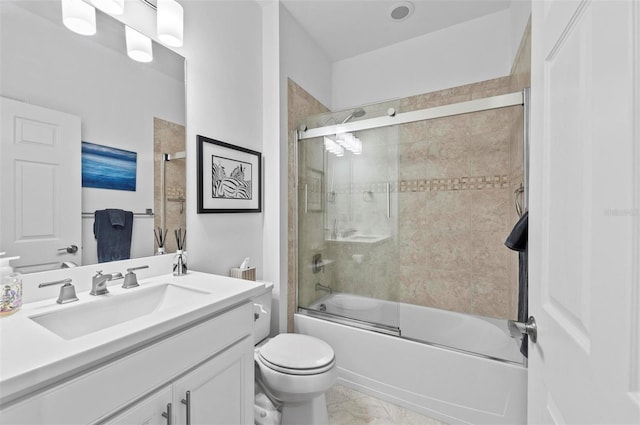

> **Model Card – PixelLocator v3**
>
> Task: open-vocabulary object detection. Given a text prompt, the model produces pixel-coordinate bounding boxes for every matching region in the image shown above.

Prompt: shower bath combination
[158,150,186,251]
[295,83,530,424]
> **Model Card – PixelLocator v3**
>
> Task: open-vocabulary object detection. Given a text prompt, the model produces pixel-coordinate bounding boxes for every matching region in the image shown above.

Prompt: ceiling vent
[389,1,414,22]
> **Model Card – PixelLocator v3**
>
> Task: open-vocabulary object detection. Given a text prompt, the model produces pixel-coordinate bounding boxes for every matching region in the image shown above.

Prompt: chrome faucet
[315,282,332,294]
[38,278,79,304]
[90,271,112,296]
[122,265,149,289]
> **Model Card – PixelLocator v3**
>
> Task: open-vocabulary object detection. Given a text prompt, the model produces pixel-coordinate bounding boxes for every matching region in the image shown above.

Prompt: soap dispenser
[0,253,22,316]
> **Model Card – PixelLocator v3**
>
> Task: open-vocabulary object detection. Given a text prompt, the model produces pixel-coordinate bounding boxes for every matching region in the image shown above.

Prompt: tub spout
[315,282,332,294]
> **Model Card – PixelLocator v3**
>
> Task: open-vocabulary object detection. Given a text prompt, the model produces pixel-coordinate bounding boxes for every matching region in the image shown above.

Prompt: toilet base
[281,393,330,425]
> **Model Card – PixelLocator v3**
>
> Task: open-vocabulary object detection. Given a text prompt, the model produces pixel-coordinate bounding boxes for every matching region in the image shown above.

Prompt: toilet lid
[258,334,335,373]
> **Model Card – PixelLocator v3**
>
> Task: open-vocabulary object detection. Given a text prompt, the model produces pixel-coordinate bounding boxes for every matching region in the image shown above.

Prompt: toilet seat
[257,334,335,376]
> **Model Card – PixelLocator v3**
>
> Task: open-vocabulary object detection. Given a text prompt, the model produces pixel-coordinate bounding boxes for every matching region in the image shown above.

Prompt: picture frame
[197,135,262,213]
[81,141,137,191]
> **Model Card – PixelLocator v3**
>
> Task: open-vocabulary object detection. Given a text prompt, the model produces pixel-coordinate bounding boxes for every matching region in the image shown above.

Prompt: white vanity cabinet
[106,336,253,425]
[103,388,173,425]
[0,303,255,425]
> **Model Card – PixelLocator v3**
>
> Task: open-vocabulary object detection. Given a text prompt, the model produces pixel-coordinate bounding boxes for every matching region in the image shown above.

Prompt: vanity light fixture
[157,0,184,47]
[61,0,183,62]
[125,26,153,63]
[91,0,124,15]
[61,0,96,36]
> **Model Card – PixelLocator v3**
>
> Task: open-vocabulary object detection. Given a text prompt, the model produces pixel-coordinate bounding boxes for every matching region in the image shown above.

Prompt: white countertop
[0,271,265,406]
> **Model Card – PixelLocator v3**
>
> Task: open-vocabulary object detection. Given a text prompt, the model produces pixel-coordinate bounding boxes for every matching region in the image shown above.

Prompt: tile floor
[326,384,448,425]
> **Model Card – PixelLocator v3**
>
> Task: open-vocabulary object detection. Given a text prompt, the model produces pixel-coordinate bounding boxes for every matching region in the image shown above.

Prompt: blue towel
[107,209,126,227]
[505,211,528,358]
[94,209,133,263]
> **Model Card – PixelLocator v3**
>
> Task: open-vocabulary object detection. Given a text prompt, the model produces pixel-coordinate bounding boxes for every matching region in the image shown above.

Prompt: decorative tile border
[399,175,509,192]
[300,174,510,194]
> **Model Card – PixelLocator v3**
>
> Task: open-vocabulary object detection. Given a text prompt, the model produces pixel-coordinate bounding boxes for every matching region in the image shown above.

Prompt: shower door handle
[507,316,537,343]
[386,182,391,218]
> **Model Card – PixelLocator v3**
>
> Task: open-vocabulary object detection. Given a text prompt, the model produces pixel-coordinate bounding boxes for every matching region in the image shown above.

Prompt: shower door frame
[295,88,530,333]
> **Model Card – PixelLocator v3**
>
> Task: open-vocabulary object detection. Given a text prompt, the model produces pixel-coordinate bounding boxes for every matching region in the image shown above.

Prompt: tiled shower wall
[289,20,531,327]
[154,117,186,254]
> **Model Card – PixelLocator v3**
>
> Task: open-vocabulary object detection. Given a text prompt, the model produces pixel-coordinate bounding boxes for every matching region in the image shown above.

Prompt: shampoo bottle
[0,254,22,316]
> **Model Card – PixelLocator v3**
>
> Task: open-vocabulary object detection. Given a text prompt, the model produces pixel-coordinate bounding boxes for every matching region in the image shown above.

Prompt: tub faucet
[315,282,332,294]
[90,271,112,296]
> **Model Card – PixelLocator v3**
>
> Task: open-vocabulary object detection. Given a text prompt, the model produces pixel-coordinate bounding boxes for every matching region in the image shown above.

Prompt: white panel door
[529,0,640,423]
[0,97,81,272]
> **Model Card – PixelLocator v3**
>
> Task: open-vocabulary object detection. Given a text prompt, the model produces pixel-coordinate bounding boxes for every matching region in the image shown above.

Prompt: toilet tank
[253,282,273,344]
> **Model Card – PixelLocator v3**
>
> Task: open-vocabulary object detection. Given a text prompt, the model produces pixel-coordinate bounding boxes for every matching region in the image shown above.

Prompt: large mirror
[0,1,186,273]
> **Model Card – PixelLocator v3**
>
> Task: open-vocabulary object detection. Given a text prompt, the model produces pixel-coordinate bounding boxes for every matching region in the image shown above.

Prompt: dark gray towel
[107,209,126,227]
[94,209,133,263]
[505,211,528,358]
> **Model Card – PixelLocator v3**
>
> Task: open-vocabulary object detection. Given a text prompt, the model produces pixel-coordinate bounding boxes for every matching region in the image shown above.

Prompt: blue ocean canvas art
[82,142,137,191]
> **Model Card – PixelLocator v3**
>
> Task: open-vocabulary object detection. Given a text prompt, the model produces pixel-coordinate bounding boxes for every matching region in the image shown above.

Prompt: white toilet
[254,284,337,425]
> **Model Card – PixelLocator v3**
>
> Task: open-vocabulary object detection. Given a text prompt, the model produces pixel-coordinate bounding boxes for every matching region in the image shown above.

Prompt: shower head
[341,108,366,124]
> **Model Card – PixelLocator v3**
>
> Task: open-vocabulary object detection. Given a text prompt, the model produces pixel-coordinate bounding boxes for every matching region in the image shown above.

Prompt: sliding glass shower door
[296,88,527,364]
[297,123,401,334]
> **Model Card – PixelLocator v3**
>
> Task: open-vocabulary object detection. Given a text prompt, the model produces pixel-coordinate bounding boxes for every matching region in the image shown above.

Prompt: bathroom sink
[30,284,210,340]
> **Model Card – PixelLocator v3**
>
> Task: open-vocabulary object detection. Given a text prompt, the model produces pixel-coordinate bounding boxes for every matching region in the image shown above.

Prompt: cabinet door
[173,337,254,425]
[103,387,172,425]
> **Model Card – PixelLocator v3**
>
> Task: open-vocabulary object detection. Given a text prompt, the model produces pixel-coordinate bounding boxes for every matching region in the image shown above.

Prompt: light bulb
[157,0,184,47]
[126,26,153,63]
[61,0,96,36]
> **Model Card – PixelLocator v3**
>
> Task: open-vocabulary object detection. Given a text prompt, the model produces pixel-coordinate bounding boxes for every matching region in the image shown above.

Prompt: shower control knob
[507,316,537,343]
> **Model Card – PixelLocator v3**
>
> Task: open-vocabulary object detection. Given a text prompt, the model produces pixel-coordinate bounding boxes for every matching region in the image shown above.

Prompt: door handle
[57,245,78,254]
[181,390,191,425]
[508,316,537,343]
[161,402,172,425]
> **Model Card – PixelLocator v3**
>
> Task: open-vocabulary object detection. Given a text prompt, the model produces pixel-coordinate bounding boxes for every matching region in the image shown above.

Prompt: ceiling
[281,0,512,61]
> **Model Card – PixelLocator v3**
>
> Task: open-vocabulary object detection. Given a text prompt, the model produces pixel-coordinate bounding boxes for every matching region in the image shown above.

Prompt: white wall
[0,3,185,266]
[180,1,264,278]
[331,10,511,110]
[509,0,532,66]
[279,5,333,109]
[278,4,333,331]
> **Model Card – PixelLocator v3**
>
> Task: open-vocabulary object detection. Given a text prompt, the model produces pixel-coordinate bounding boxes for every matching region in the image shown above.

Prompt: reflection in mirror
[0,1,185,273]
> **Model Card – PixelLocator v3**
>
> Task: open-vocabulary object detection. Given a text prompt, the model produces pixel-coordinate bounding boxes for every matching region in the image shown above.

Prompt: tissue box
[230,267,256,281]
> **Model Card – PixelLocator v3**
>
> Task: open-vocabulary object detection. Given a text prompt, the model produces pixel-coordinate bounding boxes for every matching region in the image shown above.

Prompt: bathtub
[295,293,527,425]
